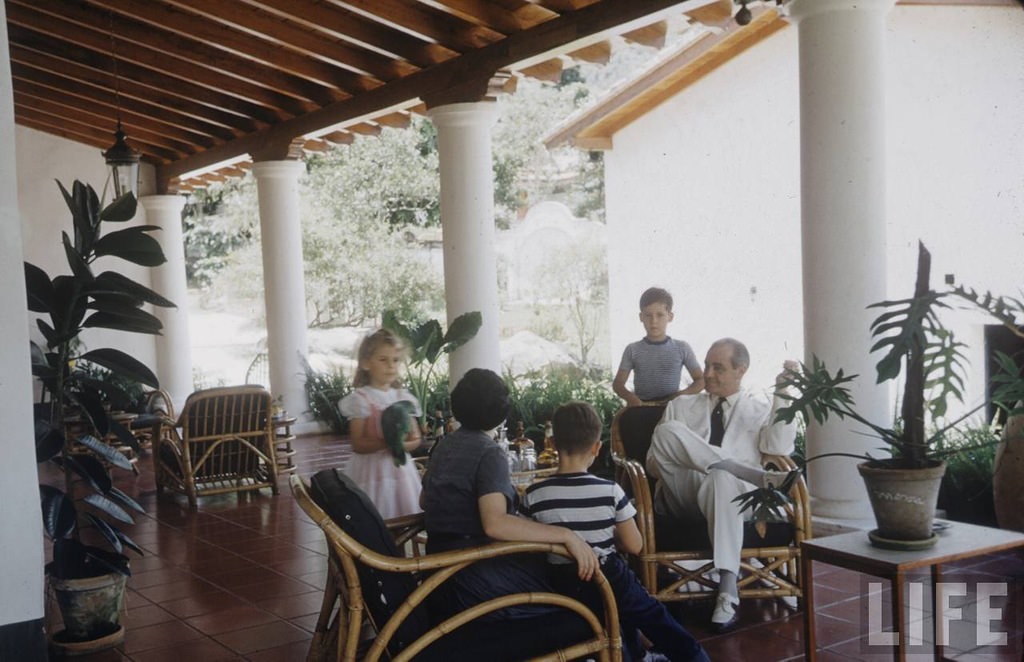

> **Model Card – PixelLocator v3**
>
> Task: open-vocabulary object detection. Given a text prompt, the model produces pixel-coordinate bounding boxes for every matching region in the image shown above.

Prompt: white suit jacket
[653,390,795,471]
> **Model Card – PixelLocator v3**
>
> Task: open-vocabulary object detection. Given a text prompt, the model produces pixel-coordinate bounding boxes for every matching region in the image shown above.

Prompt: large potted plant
[27,180,174,653]
[761,243,1024,549]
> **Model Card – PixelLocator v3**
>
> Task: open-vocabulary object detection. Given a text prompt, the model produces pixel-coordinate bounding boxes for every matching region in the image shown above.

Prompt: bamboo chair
[291,471,623,662]
[610,404,810,605]
[153,385,279,509]
[130,388,175,450]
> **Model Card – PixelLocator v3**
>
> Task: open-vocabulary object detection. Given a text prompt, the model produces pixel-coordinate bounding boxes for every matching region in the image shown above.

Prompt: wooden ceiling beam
[164,0,411,82]
[8,0,340,108]
[622,21,667,48]
[15,105,180,163]
[519,58,564,82]
[247,0,453,68]
[6,10,314,119]
[9,56,256,142]
[347,123,383,137]
[14,80,220,148]
[411,0,553,34]
[322,131,355,146]
[338,0,504,51]
[89,0,377,95]
[159,0,694,180]
[568,40,612,64]
[14,92,198,156]
[375,111,413,129]
[9,30,286,126]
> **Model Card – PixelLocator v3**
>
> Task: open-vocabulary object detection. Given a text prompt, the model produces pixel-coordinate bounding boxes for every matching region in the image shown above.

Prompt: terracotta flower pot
[858,460,946,548]
[48,571,126,649]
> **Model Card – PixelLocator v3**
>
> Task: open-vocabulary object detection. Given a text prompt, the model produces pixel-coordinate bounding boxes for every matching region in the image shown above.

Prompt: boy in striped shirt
[521,402,709,662]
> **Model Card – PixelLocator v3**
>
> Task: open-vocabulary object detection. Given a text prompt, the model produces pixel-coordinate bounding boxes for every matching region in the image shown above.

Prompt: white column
[251,160,310,423]
[789,0,895,520]
[427,102,502,386]
[0,1,47,650]
[140,195,192,413]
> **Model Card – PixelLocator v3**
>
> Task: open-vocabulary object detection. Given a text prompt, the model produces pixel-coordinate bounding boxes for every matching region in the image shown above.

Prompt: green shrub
[505,365,619,444]
[934,425,998,526]
[304,363,353,434]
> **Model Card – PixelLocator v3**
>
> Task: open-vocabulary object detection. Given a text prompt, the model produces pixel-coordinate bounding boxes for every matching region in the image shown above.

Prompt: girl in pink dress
[338,329,423,519]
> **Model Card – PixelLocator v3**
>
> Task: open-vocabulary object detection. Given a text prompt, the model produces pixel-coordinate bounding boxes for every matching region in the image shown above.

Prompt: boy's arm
[613,518,643,555]
[676,365,705,396]
[478,493,598,580]
[613,369,642,406]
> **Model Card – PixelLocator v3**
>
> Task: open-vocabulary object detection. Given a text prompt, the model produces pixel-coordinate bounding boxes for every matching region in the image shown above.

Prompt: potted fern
[761,243,1024,549]
[28,180,173,653]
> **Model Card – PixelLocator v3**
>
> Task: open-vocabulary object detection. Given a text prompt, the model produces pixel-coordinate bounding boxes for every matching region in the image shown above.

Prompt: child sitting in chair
[520,401,710,662]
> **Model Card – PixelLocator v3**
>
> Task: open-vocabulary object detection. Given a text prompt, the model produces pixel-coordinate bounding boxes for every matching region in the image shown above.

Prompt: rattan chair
[291,471,623,662]
[130,388,176,450]
[153,385,279,509]
[610,404,810,605]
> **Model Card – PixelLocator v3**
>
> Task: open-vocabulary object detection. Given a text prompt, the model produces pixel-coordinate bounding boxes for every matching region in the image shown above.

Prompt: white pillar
[427,102,502,385]
[140,195,192,413]
[788,0,895,520]
[0,1,47,654]
[251,160,310,423]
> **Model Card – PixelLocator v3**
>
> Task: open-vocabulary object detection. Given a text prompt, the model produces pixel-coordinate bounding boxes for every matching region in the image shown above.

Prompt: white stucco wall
[17,125,159,374]
[606,5,1024,408]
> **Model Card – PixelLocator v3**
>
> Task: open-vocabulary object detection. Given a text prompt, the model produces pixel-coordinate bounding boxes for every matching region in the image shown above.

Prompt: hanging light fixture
[102,13,140,198]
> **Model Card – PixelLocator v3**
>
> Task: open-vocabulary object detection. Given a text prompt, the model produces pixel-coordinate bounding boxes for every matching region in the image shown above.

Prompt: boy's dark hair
[639,287,673,311]
[551,401,602,455]
[450,368,511,431]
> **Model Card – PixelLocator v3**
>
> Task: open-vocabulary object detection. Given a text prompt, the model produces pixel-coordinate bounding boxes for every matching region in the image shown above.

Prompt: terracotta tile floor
[41,434,1023,661]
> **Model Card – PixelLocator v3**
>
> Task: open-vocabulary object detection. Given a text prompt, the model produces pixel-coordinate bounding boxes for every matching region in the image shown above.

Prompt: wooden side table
[272,414,298,475]
[802,522,1024,661]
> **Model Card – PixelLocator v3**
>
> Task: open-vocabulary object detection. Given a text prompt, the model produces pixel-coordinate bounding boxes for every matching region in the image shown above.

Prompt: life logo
[861,574,1021,654]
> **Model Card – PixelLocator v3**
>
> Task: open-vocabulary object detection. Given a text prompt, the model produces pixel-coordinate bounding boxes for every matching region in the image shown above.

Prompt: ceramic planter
[858,460,946,549]
[48,571,126,654]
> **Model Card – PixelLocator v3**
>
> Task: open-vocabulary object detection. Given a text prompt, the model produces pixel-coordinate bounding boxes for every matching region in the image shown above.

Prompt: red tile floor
[40,434,1023,661]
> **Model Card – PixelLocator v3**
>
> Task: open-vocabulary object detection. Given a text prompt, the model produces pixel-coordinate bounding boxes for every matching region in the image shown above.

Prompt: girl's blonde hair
[353,328,406,387]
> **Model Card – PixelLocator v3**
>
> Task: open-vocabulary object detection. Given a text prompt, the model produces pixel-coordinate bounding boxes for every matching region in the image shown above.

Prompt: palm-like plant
[28,180,174,580]
[774,243,1024,469]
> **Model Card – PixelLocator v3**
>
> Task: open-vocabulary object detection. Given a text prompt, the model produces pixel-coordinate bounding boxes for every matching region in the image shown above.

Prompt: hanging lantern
[103,119,141,198]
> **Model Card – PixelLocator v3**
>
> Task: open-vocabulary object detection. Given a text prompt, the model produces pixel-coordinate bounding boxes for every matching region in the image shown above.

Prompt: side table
[272,414,298,475]
[802,521,1024,661]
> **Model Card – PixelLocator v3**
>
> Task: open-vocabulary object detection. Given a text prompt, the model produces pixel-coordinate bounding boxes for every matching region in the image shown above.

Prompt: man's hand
[775,360,800,390]
[563,532,599,581]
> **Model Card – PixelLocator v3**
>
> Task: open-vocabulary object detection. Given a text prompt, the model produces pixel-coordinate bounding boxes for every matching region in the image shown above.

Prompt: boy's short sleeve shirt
[618,336,700,401]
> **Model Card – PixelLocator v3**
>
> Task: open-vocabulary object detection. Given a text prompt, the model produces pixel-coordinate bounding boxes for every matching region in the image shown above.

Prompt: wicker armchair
[291,471,624,662]
[610,404,810,604]
[130,388,176,450]
[153,385,279,509]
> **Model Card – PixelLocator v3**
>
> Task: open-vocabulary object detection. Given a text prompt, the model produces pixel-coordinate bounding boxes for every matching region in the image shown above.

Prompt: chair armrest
[385,512,426,549]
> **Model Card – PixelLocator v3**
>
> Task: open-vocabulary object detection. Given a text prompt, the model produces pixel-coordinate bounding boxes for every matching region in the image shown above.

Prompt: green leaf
[62,231,93,281]
[72,433,134,472]
[61,453,113,494]
[108,487,145,516]
[82,308,164,336]
[382,310,414,347]
[24,262,54,313]
[93,227,167,267]
[442,311,482,352]
[100,191,138,223]
[82,493,134,525]
[35,419,65,462]
[85,513,123,554]
[39,484,76,541]
[415,320,443,364]
[90,271,176,308]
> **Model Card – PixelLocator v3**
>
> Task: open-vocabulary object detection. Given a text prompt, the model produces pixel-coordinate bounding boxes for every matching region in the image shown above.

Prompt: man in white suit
[646,338,797,632]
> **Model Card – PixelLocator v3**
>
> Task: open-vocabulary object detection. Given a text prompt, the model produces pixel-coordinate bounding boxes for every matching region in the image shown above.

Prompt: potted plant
[27,180,174,653]
[382,309,482,442]
[754,242,1024,549]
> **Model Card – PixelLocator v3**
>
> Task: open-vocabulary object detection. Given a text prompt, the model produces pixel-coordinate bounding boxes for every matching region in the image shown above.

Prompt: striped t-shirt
[520,472,636,563]
[618,336,700,401]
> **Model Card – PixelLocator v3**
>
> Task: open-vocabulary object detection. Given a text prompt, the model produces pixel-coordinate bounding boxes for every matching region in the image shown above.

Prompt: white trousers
[648,420,754,575]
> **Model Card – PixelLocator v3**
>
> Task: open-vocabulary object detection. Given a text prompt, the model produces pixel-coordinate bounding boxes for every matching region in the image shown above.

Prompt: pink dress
[338,386,422,519]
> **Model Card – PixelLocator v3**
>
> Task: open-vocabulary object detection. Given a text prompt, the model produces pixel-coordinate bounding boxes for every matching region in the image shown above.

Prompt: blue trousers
[551,554,709,662]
